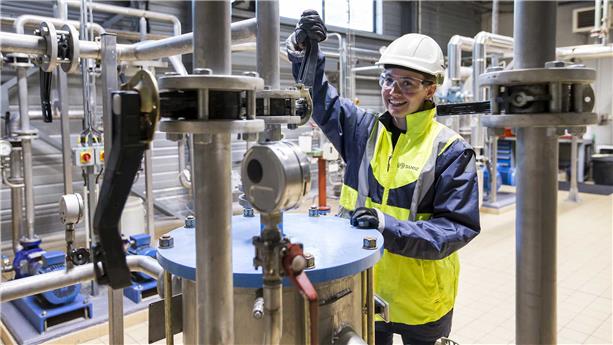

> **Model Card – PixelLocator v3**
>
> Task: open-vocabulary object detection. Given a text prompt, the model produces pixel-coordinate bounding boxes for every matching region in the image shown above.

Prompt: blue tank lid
[157,214,383,288]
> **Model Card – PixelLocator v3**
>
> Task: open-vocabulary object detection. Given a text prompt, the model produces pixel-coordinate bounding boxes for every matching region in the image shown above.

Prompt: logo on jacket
[397,162,420,171]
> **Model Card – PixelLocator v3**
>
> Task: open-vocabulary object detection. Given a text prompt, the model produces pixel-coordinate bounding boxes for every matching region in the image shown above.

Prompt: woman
[287,10,480,345]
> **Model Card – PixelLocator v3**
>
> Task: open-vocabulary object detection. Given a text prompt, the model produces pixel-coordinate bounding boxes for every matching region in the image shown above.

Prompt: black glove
[350,207,379,229]
[295,10,327,48]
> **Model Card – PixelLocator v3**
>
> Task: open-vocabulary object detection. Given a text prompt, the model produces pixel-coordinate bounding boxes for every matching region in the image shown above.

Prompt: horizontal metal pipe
[557,43,613,59]
[334,325,367,345]
[0,255,162,302]
[448,35,474,82]
[64,0,181,35]
[14,14,104,36]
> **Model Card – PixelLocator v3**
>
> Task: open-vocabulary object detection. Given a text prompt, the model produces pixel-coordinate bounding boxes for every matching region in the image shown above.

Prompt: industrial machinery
[11,249,93,333]
[123,234,158,303]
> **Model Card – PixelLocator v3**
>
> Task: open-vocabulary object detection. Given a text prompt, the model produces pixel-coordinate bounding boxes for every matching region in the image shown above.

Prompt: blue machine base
[12,294,93,333]
[123,279,158,304]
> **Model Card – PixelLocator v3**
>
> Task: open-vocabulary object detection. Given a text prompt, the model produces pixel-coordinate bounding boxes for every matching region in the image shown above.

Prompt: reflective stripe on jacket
[289,50,481,326]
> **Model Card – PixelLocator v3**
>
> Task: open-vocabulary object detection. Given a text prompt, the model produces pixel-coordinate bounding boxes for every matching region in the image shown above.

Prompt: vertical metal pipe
[568,135,579,202]
[182,279,197,345]
[144,148,155,237]
[514,1,558,344]
[366,267,375,345]
[492,0,500,35]
[192,1,234,344]
[256,0,280,89]
[16,66,35,240]
[100,32,123,345]
[164,271,174,345]
[361,271,367,340]
[318,158,327,209]
[108,288,124,345]
[489,137,498,203]
[263,282,282,345]
[10,147,23,252]
[56,70,73,195]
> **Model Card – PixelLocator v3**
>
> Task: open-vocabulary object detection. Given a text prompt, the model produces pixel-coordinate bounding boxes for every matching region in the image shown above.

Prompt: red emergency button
[81,152,92,164]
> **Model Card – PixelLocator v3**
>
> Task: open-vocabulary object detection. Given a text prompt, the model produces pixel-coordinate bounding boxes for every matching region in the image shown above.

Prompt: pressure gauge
[0,140,12,157]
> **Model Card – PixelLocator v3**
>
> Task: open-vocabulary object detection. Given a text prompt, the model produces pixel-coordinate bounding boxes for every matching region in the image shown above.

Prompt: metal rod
[9,147,23,253]
[489,136,498,203]
[492,0,500,35]
[360,271,367,341]
[56,69,73,195]
[0,255,162,302]
[514,1,558,344]
[20,139,35,240]
[192,1,233,344]
[164,271,174,345]
[108,287,124,345]
[145,147,155,237]
[182,279,197,345]
[366,267,375,345]
[568,135,580,202]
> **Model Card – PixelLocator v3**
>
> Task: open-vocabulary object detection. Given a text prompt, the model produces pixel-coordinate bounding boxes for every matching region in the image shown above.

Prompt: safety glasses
[378,73,432,93]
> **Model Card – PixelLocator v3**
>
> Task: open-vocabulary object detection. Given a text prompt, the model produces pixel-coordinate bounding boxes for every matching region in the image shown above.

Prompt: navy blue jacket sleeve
[381,140,481,260]
[288,52,376,164]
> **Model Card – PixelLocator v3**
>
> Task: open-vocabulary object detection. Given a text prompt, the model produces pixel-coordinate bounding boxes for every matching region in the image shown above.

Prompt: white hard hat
[377,33,445,83]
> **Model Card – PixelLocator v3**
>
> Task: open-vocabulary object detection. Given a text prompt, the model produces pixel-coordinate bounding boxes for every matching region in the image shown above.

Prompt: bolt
[545,60,566,68]
[304,252,315,269]
[363,236,377,250]
[308,206,319,217]
[194,68,212,75]
[243,71,259,78]
[243,208,255,217]
[185,215,196,228]
[158,234,174,249]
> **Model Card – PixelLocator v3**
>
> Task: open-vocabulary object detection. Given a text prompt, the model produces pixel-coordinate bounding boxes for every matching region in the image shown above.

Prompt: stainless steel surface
[164,271,174,345]
[56,69,73,195]
[481,112,597,128]
[100,34,118,159]
[145,147,155,237]
[241,141,311,213]
[479,68,596,86]
[21,139,35,240]
[193,1,231,74]
[160,119,265,135]
[13,14,104,36]
[9,147,23,253]
[333,325,367,345]
[472,32,513,101]
[108,288,124,345]
[182,279,197,345]
[158,74,264,91]
[366,267,374,345]
[263,282,283,345]
[232,275,363,344]
[447,35,474,82]
[489,136,498,203]
[514,1,558,343]
[0,255,162,302]
[256,0,280,89]
[568,135,580,202]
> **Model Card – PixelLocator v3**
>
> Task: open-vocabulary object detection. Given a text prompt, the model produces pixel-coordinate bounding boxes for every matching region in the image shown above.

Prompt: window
[280,0,377,33]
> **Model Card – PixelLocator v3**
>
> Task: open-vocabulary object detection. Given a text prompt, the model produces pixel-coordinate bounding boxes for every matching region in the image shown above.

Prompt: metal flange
[479,67,596,86]
[159,119,265,134]
[158,74,264,91]
[256,116,302,125]
[60,24,80,74]
[481,112,597,128]
[39,21,58,72]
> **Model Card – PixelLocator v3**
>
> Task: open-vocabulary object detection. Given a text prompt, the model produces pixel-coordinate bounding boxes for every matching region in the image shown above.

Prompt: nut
[194,68,212,75]
[243,208,255,217]
[545,60,566,68]
[185,215,195,228]
[158,234,174,249]
[363,236,377,250]
[243,71,259,78]
[304,252,315,269]
[308,206,319,217]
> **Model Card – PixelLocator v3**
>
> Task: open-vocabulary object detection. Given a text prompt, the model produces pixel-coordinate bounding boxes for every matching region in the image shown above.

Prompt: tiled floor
[31,189,613,344]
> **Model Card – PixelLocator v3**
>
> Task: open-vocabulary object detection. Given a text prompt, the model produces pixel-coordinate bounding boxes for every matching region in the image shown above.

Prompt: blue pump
[123,234,158,303]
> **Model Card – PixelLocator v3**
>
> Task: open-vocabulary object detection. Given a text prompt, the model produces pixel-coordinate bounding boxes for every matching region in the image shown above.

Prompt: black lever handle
[39,69,53,123]
[297,39,319,88]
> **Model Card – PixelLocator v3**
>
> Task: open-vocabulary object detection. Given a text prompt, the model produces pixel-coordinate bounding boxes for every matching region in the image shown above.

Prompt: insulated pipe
[471,31,513,102]
[13,15,104,36]
[447,35,474,82]
[192,2,234,345]
[0,255,162,302]
[514,1,558,344]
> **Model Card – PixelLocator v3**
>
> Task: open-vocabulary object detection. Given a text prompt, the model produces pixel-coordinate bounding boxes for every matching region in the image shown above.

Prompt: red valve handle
[282,243,319,345]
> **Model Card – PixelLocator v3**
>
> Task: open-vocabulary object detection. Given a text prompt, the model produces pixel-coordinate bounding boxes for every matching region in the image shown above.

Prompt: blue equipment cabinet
[123,234,158,303]
[12,251,93,333]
